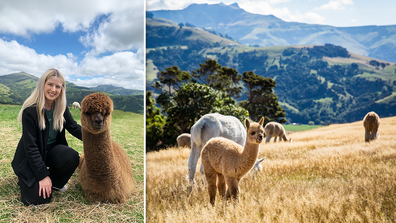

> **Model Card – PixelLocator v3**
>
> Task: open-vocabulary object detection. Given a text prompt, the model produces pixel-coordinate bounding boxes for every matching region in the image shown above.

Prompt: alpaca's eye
[251,132,256,135]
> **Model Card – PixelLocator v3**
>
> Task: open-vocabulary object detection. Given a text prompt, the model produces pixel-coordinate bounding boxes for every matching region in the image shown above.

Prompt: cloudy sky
[147,0,395,27]
[0,0,145,90]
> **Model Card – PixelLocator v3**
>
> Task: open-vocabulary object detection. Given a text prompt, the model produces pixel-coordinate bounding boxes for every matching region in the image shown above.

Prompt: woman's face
[44,76,63,106]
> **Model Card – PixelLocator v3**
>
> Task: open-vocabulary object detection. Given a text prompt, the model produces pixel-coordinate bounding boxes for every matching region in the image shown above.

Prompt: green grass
[0,104,144,222]
[284,124,322,131]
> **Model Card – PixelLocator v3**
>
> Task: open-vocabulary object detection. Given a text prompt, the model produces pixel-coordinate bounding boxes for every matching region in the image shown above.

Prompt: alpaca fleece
[78,92,135,203]
[202,117,264,206]
[363,111,380,142]
[264,122,292,143]
[177,133,191,148]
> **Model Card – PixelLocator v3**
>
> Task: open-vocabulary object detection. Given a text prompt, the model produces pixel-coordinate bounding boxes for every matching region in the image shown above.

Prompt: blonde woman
[11,69,82,205]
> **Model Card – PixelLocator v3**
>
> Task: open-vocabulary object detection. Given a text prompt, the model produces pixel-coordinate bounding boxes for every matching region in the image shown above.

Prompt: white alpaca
[363,111,380,142]
[202,117,265,205]
[71,101,81,110]
[177,133,191,148]
[187,113,246,184]
[264,122,292,143]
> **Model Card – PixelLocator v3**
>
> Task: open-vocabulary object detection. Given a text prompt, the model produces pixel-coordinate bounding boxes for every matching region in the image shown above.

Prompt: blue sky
[147,0,396,27]
[0,0,145,90]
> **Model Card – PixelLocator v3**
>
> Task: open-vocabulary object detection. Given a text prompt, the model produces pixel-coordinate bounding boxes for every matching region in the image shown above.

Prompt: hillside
[149,3,396,63]
[0,72,144,114]
[146,20,396,124]
[146,116,396,222]
[147,18,240,48]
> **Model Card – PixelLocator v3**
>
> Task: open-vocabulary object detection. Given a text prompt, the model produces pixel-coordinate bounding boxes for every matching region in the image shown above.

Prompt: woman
[11,69,82,205]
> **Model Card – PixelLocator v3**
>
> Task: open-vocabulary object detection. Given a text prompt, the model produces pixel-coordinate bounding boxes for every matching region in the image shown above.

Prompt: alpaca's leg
[204,168,218,206]
[217,173,226,199]
[365,130,370,142]
[187,142,201,183]
[273,136,277,142]
[225,177,239,202]
[200,163,206,184]
[371,128,379,140]
[265,135,272,143]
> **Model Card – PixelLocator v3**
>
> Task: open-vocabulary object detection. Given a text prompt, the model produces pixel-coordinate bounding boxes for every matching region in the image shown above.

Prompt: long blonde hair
[18,69,67,131]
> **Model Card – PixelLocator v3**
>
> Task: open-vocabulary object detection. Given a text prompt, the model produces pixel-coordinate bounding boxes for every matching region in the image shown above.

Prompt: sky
[0,0,145,90]
[147,0,396,27]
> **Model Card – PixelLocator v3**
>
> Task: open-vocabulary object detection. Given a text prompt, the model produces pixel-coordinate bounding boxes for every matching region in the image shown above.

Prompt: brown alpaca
[363,111,380,142]
[201,117,264,206]
[264,122,292,143]
[78,92,135,203]
[177,133,191,148]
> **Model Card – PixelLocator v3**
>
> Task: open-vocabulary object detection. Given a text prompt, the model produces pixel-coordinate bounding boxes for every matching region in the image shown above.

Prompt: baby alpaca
[78,92,135,203]
[202,117,264,206]
[177,133,191,148]
[264,122,292,143]
[363,111,380,142]
[187,113,246,184]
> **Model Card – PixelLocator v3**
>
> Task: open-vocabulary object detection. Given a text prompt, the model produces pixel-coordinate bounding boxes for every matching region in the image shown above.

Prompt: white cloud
[318,0,353,10]
[0,39,144,90]
[80,9,144,55]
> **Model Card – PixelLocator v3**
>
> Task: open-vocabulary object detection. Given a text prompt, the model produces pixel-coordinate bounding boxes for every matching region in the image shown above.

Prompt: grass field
[146,117,396,222]
[0,104,144,222]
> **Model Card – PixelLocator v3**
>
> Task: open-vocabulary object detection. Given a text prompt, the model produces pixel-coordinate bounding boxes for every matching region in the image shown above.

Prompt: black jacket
[11,105,82,187]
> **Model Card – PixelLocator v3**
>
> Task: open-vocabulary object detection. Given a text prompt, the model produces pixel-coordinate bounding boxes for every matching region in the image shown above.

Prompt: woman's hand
[38,176,52,199]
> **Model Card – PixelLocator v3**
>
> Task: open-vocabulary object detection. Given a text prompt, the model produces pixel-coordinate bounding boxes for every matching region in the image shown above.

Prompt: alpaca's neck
[282,134,288,141]
[82,129,117,178]
[238,140,260,172]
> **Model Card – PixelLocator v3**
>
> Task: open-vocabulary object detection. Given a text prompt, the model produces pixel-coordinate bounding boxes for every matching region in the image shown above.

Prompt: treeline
[146,59,286,152]
[147,42,396,124]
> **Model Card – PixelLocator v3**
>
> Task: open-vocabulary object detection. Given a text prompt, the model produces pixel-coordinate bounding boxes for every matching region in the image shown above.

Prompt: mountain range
[0,72,144,114]
[149,3,396,63]
[146,8,396,124]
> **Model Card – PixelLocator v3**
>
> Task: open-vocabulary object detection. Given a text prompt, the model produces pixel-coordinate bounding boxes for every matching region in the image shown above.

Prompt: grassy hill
[0,72,144,114]
[147,18,240,49]
[146,23,396,124]
[150,3,396,63]
[0,104,144,222]
[146,116,396,222]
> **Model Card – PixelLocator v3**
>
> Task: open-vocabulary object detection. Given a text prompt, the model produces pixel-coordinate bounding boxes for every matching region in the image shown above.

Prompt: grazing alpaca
[202,117,265,206]
[71,101,81,110]
[177,133,191,148]
[264,122,292,143]
[78,92,135,203]
[187,113,246,184]
[363,111,380,142]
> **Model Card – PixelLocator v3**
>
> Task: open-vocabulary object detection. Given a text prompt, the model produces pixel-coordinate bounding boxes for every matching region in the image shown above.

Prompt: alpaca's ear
[257,157,266,164]
[245,118,250,129]
[259,117,264,126]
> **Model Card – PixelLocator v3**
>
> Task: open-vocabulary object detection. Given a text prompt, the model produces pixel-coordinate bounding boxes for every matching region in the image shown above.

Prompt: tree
[192,59,242,98]
[154,65,191,93]
[178,23,184,29]
[241,71,286,124]
[146,91,166,151]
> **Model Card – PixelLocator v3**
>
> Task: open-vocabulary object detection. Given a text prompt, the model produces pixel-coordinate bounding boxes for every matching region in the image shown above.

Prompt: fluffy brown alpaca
[264,122,292,143]
[363,111,380,142]
[78,92,135,203]
[177,133,191,148]
[201,117,264,206]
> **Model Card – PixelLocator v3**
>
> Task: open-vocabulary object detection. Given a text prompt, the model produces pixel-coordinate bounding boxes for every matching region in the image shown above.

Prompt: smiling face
[44,76,63,109]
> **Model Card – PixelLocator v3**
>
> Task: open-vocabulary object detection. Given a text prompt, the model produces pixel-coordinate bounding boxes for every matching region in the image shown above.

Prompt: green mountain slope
[146,21,396,124]
[150,3,396,63]
[0,72,143,114]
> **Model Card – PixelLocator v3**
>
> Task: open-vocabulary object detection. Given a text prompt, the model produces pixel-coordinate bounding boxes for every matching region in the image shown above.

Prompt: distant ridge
[149,3,396,63]
[0,72,143,114]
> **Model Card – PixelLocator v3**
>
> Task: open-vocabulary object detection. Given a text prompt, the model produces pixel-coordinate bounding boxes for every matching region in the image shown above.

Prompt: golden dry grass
[146,117,396,222]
